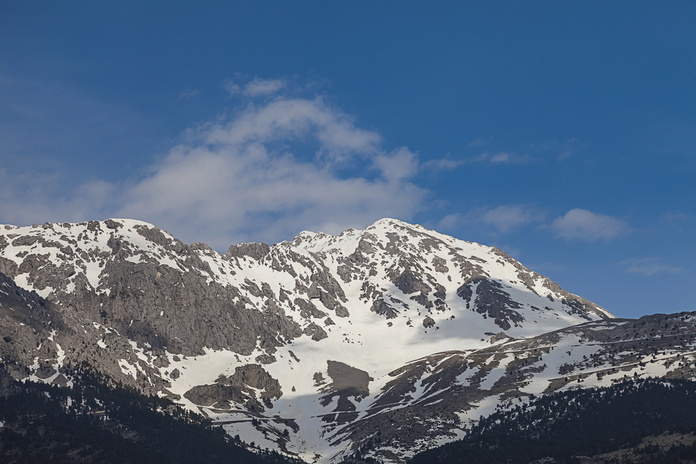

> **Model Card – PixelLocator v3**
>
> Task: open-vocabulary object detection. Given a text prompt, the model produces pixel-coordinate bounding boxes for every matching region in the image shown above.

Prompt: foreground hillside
[409,377,696,464]
[0,368,302,464]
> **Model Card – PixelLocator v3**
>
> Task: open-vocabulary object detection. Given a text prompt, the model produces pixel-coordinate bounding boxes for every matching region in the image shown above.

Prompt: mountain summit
[0,218,613,462]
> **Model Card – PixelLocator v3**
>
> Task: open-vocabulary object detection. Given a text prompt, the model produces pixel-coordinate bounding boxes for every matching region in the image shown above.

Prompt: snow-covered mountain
[0,217,642,462]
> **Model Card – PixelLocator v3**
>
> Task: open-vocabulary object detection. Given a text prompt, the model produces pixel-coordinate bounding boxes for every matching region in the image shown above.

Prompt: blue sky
[1,1,695,318]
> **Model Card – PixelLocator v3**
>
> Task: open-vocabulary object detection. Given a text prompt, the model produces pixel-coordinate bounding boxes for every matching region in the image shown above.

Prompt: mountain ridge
[0,217,629,462]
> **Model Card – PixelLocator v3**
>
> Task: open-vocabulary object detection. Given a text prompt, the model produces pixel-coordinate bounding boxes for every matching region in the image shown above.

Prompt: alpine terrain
[1,218,695,463]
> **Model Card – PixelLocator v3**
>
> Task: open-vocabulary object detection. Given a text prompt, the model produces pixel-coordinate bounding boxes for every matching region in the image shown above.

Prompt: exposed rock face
[318,361,373,424]
[185,364,282,411]
[457,277,524,330]
[0,217,616,463]
[0,271,65,380]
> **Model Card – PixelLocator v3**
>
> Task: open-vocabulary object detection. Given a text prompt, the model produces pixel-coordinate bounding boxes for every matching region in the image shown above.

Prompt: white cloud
[0,83,426,248]
[373,147,419,182]
[436,213,462,232]
[489,152,512,163]
[622,257,682,276]
[421,154,466,171]
[436,204,545,234]
[550,208,630,241]
[478,205,545,232]
[222,79,241,96]
[243,77,286,97]
[116,96,426,248]
[202,97,382,161]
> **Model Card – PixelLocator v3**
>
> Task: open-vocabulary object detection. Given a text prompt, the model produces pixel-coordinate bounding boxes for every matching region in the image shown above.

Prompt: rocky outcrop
[185,364,282,411]
[457,277,524,330]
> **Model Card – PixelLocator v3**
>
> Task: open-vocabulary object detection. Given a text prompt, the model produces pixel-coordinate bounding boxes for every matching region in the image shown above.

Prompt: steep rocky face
[0,220,307,358]
[0,218,615,463]
[0,271,65,381]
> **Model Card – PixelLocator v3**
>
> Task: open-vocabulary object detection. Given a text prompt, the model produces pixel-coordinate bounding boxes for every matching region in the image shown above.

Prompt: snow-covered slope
[356,311,696,462]
[0,218,617,462]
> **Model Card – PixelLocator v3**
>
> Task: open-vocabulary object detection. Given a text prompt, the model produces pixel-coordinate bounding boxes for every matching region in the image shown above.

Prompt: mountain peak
[367,216,413,229]
[291,218,450,255]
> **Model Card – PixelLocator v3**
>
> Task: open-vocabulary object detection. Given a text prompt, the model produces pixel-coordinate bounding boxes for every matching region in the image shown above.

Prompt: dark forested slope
[409,378,696,464]
[0,367,303,464]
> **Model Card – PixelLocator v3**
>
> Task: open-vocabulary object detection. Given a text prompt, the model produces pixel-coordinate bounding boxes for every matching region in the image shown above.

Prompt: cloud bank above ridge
[0,81,427,249]
[0,76,634,253]
[117,95,426,248]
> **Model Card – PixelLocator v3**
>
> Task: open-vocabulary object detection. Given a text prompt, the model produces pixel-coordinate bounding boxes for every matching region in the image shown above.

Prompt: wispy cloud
[424,151,533,171]
[474,152,534,164]
[661,212,690,224]
[0,70,152,221]
[115,95,426,248]
[557,138,579,161]
[178,89,201,100]
[477,205,546,232]
[0,81,427,248]
[202,97,382,162]
[222,79,241,96]
[621,257,683,276]
[223,76,291,98]
[421,154,466,171]
[243,77,286,97]
[528,137,582,162]
[438,204,546,234]
[550,208,630,241]
[0,169,115,225]
[468,137,492,146]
